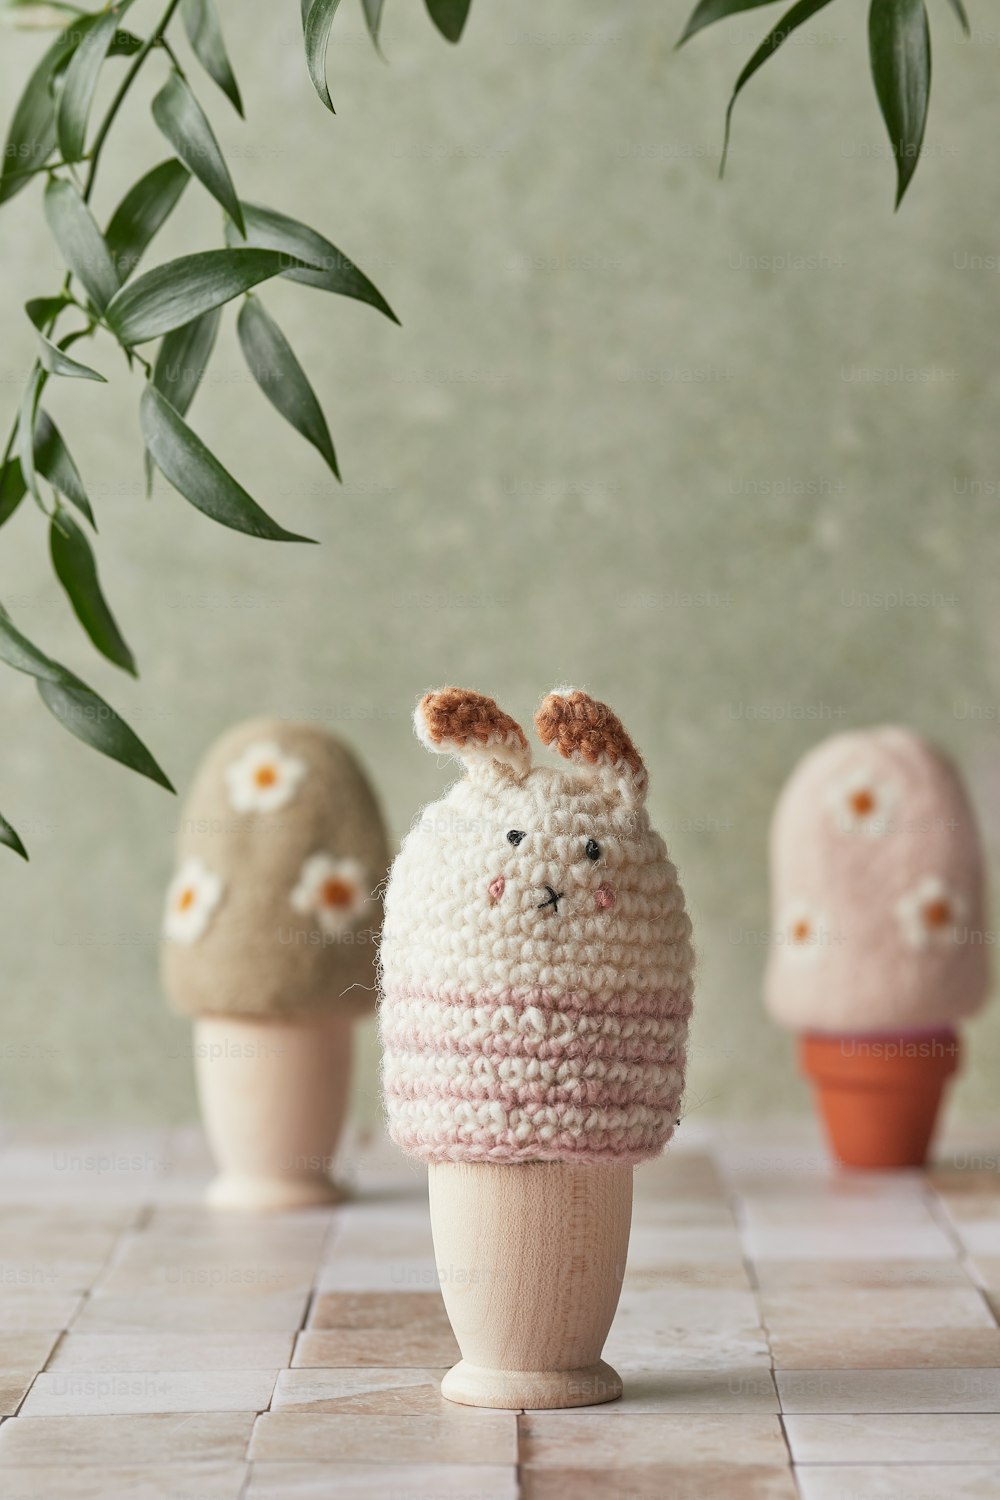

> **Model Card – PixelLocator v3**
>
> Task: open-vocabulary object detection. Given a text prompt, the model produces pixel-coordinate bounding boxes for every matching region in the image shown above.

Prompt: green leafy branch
[0,0,472,858]
[678,0,967,207]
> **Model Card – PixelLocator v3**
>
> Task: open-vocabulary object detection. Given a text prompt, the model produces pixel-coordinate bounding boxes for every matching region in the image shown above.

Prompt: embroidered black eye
[507,829,526,846]
[585,838,601,861]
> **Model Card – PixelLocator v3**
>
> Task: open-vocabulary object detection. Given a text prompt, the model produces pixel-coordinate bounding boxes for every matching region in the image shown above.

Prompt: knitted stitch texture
[766,726,990,1035]
[380,688,695,1165]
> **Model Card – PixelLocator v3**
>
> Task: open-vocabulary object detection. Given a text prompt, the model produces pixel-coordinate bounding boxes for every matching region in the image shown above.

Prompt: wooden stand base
[194,1011,352,1213]
[441,1358,623,1410]
[428,1159,632,1410]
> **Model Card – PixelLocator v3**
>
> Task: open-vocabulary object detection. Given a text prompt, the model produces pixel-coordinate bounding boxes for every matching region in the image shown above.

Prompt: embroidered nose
[537,884,564,913]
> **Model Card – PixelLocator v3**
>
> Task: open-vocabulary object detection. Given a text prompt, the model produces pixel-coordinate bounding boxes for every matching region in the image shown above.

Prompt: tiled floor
[0,1119,998,1498]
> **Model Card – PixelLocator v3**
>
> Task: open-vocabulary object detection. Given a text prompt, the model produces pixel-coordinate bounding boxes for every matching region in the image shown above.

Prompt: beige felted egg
[163,717,389,1020]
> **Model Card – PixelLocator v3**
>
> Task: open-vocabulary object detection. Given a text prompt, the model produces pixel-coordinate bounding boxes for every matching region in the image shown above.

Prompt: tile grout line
[924,1178,1000,1329]
[11,1199,155,1419]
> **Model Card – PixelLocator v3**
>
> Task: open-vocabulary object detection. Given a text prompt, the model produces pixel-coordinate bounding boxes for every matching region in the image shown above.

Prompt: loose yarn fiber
[380,688,695,1165]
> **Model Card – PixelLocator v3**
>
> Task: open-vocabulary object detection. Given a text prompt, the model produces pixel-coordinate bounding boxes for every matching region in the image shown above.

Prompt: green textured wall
[1,1,998,1128]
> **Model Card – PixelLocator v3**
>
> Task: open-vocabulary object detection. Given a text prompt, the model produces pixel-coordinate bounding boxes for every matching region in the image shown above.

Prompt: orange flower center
[254,764,278,789]
[178,887,196,912]
[791,919,812,943]
[321,877,354,909]
[923,898,951,929]
[849,788,875,817]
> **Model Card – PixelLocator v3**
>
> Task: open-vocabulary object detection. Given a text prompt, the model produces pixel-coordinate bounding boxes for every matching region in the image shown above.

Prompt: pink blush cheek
[488,876,506,903]
[595,883,615,911]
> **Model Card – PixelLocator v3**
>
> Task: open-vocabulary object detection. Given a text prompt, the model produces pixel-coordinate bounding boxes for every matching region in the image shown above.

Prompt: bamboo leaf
[36,674,172,788]
[56,0,139,163]
[424,0,471,42]
[360,0,385,46]
[181,0,243,115]
[105,247,299,345]
[150,70,245,234]
[43,177,119,312]
[16,366,46,504]
[0,811,28,862]
[869,0,931,207]
[0,460,27,531]
[34,408,96,526]
[946,0,969,32]
[50,509,135,672]
[27,303,107,381]
[677,0,783,46]
[140,385,317,543]
[105,158,191,282]
[721,0,836,173]
[303,0,343,112]
[226,203,398,322]
[150,306,220,417]
[237,296,338,477]
[0,14,92,206]
[0,605,170,788]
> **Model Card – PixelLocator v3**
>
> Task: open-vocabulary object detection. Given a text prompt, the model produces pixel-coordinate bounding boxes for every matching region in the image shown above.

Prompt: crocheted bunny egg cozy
[379,687,695,1165]
[766,726,990,1035]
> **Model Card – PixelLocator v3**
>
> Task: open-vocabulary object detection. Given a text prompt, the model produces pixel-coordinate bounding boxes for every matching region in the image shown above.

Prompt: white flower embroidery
[290,854,369,936]
[895,876,966,950]
[825,765,899,839]
[780,902,830,965]
[225,740,306,814]
[164,857,224,945]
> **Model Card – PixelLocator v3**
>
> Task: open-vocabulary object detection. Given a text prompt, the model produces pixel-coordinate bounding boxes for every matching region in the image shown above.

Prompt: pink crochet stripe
[381,984,690,1165]
[386,985,693,1019]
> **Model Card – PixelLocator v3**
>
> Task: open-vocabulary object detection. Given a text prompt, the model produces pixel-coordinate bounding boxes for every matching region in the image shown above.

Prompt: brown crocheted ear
[414,688,531,778]
[535,688,648,801]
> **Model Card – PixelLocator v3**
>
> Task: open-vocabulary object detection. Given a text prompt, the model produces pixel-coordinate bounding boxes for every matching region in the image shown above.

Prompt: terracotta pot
[194,1011,352,1210]
[799,1030,961,1169]
[427,1160,632,1410]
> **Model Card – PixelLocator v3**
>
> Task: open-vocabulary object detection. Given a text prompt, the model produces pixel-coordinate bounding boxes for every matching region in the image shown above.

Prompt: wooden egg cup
[194,1011,352,1211]
[428,1159,632,1409]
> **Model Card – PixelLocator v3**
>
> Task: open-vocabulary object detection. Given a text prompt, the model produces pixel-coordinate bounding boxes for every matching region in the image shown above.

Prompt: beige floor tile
[0,1332,59,1371]
[272,1367,448,1414]
[0,1292,83,1331]
[622,1260,753,1291]
[795,1464,1000,1500]
[784,1413,1000,1463]
[630,1197,737,1228]
[143,1208,334,1251]
[292,1326,460,1367]
[759,1286,993,1330]
[313,1257,443,1294]
[614,1287,761,1329]
[48,1332,294,1373]
[753,1258,973,1290]
[744,1225,955,1261]
[0,1205,139,1235]
[0,1371,35,1417]
[20,1368,277,1416]
[969,1256,1000,1290]
[603,1308,770,1371]
[249,1410,517,1465]
[0,1413,255,1465]
[778,1367,1000,1413]
[955,1223,1000,1256]
[626,1226,748,1266]
[573,1367,778,1414]
[739,1193,938,1226]
[245,1462,517,1499]
[633,1150,730,1200]
[519,1413,787,1467]
[0,1462,248,1499]
[97,1261,317,1298]
[521,1467,799,1500]
[72,1291,310,1334]
[770,1327,1000,1370]
[307,1289,451,1330]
